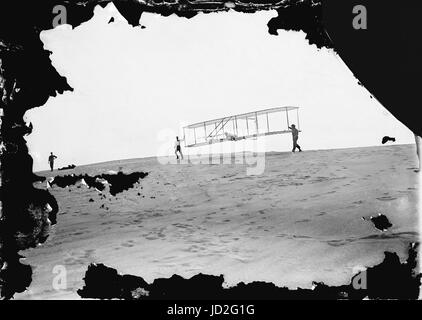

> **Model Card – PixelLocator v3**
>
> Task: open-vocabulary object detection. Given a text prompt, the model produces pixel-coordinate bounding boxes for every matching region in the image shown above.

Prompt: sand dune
[16,144,419,299]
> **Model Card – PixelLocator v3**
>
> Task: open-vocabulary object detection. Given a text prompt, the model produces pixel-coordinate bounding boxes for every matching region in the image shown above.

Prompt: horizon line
[33,143,414,174]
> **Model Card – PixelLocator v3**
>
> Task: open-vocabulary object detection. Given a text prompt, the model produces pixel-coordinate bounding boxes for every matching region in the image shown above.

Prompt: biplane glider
[183,107,300,148]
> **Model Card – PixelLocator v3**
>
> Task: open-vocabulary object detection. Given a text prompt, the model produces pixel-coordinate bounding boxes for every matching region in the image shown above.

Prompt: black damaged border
[50,171,148,196]
[0,0,419,299]
[77,243,420,300]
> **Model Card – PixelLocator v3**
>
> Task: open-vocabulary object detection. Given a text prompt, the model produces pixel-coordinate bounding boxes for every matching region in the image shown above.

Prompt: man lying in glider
[225,132,238,141]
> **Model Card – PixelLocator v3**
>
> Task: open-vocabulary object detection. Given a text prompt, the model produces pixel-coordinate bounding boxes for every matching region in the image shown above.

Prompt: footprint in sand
[63,249,95,266]
[157,232,166,239]
[376,196,397,201]
[291,235,312,240]
[277,233,288,238]
[295,219,311,223]
[121,240,135,248]
[326,239,349,247]
[71,231,85,236]
[83,249,95,258]
[183,245,203,253]
[144,235,160,240]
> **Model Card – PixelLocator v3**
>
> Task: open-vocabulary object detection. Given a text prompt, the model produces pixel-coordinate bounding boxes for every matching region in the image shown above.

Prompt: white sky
[26,4,414,172]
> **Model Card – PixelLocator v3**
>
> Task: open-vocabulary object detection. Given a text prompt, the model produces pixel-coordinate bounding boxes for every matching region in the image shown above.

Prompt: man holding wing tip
[288,124,302,153]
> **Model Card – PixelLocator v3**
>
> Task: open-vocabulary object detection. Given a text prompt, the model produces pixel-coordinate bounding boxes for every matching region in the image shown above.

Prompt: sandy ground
[16,144,419,299]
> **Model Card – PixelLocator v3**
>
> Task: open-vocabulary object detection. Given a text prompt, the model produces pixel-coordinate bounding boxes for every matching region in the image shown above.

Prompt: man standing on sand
[174,136,183,160]
[48,152,57,171]
[288,124,302,153]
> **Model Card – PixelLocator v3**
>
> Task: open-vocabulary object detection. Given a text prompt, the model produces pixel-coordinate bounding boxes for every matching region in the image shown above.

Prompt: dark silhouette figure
[48,152,57,172]
[382,136,396,144]
[174,136,183,160]
[288,124,302,152]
